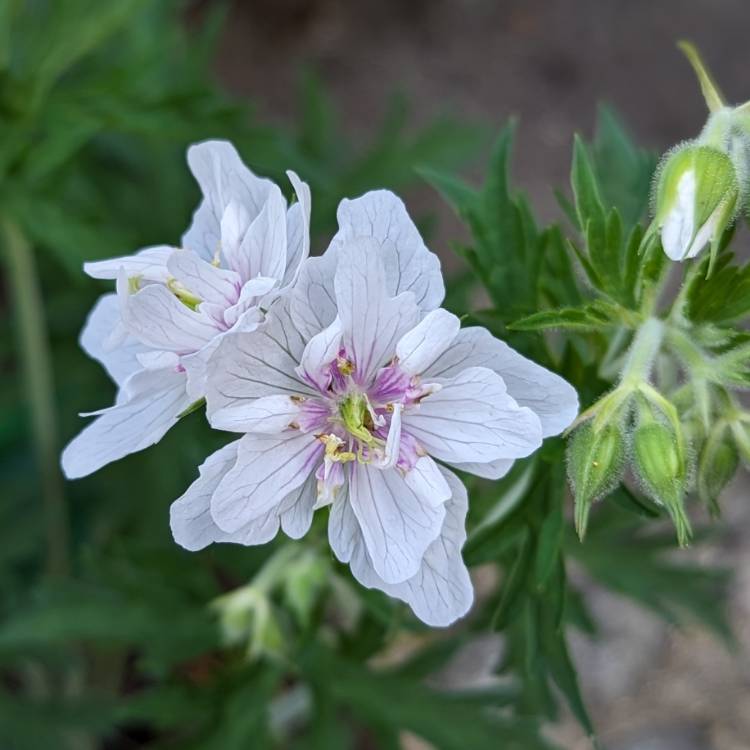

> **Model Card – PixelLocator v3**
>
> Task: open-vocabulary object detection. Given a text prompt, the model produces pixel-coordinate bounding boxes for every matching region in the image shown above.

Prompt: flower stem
[1,218,70,578]
[620,317,665,386]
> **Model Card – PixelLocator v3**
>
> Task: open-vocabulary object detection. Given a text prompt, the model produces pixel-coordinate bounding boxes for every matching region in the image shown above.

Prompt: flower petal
[395,308,460,375]
[422,327,578,438]
[403,454,452,506]
[61,367,191,479]
[80,294,148,386]
[297,317,342,391]
[290,250,339,340]
[350,467,473,627]
[349,462,445,584]
[234,184,288,282]
[167,251,240,307]
[206,298,314,417]
[211,432,323,533]
[661,169,696,261]
[332,190,444,311]
[403,366,542,464]
[183,140,274,260]
[84,245,174,283]
[171,442,317,550]
[449,457,514,480]
[210,394,302,434]
[124,284,219,353]
[334,238,419,384]
[282,170,311,287]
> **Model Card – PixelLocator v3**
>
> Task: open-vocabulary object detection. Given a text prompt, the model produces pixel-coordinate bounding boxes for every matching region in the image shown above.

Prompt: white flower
[170,191,578,627]
[61,140,311,478]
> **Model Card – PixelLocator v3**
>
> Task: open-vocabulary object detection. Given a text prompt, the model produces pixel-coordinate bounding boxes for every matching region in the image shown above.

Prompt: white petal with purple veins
[211,431,323,533]
[349,462,445,584]
[395,308,460,375]
[210,394,302,434]
[84,245,174,283]
[61,367,191,479]
[167,251,240,307]
[403,366,542,464]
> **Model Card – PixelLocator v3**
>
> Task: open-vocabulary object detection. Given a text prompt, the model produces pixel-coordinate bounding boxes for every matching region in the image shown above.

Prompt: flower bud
[697,428,738,513]
[567,422,626,540]
[653,144,740,263]
[632,419,691,546]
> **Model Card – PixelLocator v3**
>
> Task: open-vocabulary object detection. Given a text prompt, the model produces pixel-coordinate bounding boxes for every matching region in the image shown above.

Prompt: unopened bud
[652,144,740,263]
[567,422,625,540]
[632,420,692,546]
[697,429,738,513]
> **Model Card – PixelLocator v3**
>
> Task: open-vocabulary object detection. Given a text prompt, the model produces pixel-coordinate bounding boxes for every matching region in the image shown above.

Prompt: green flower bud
[567,422,626,540]
[697,427,738,514]
[653,144,740,263]
[283,551,329,627]
[632,420,692,546]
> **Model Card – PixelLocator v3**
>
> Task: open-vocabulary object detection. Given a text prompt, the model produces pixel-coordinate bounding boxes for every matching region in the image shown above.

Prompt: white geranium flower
[170,191,578,627]
[61,140,311,478]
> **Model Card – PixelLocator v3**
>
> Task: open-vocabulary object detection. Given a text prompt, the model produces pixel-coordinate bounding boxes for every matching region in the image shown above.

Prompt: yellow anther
[336,357,355,377]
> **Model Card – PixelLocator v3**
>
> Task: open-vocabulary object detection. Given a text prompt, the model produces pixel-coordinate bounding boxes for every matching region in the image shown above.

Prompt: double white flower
[61,141,310,478]
[170,191,578,626]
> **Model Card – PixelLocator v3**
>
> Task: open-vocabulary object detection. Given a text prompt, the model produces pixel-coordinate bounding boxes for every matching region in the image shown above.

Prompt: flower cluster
[63,142,578,626]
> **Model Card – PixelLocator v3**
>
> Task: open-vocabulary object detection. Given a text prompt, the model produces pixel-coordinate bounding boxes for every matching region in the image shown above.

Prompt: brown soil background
[207,2,750,747]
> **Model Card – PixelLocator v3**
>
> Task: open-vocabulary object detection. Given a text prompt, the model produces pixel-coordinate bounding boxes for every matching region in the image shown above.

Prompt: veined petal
[349,462,445,584]
[403,454,452,506]
[223,276,277,328]
[350,466,473,627]
[282,170,311,287]
[210,394,302,434]
[332,190,444,311]
[124,283,219,353]
[290,251,339,340]
[183,140,274,260]
[395,308,460,375]
[171,442,317,550]
[450,457,515,480]
[403,367,542,464]
[422,327,578,438]
[136,350,180,370]
[236,184,288,282]
[84,245,174,283]
[211,432,323,533]
[334,238,419,385]
[167,251,240,307]
[298,317,342,391]
[80,294,148,386]
[61,367,191,479]
[206,298,314,416]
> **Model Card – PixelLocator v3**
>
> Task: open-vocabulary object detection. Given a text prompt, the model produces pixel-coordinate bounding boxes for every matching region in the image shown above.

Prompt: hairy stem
[1,218,70,577]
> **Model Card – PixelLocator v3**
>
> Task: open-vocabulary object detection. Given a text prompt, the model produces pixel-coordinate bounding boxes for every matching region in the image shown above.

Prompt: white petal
[279,474,317,539]
[236,185,288,282]
[211,432,323,533]
[334,238,419,384]
[84,245,174,282]
[450,457,515,480]
[423,327,578,438]
[136,350,180,370]
[124,284,219,352]
[365,467,473,627]
[328,485,358,564]
[349,462,445,584]
[210,394,302,434]
[170,441,242,551]
[61,367,191,479]
[206,298,314,416]
[395,309,460,375]
[167,251,240,306]
[403,455,452,506]
[290,251,339,340]
[183,140,274,260]
[223,276,277,328]
[661,169,696,261]
[297,317,342,390]
[686,203,721,259]
[282,170,311,287]
[381,403,402,469]
[332,190,444,311]
[80,294,148,386]
[403,367,542,464]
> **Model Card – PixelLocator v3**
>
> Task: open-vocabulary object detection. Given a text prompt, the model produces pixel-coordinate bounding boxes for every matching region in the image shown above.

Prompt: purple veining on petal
[370,363,411,403]
[396,430,423,472]
[297,397,332,432]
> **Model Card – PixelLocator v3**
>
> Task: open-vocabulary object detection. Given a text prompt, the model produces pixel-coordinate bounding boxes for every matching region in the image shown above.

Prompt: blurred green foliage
[0,1,732,749]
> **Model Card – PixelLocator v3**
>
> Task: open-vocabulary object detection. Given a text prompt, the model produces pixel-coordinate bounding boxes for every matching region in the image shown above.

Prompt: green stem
[1,218,69,577]
[620,317,664,386]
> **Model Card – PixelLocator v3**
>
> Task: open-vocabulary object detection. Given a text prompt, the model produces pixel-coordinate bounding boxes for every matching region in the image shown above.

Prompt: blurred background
[2,1,750,748]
